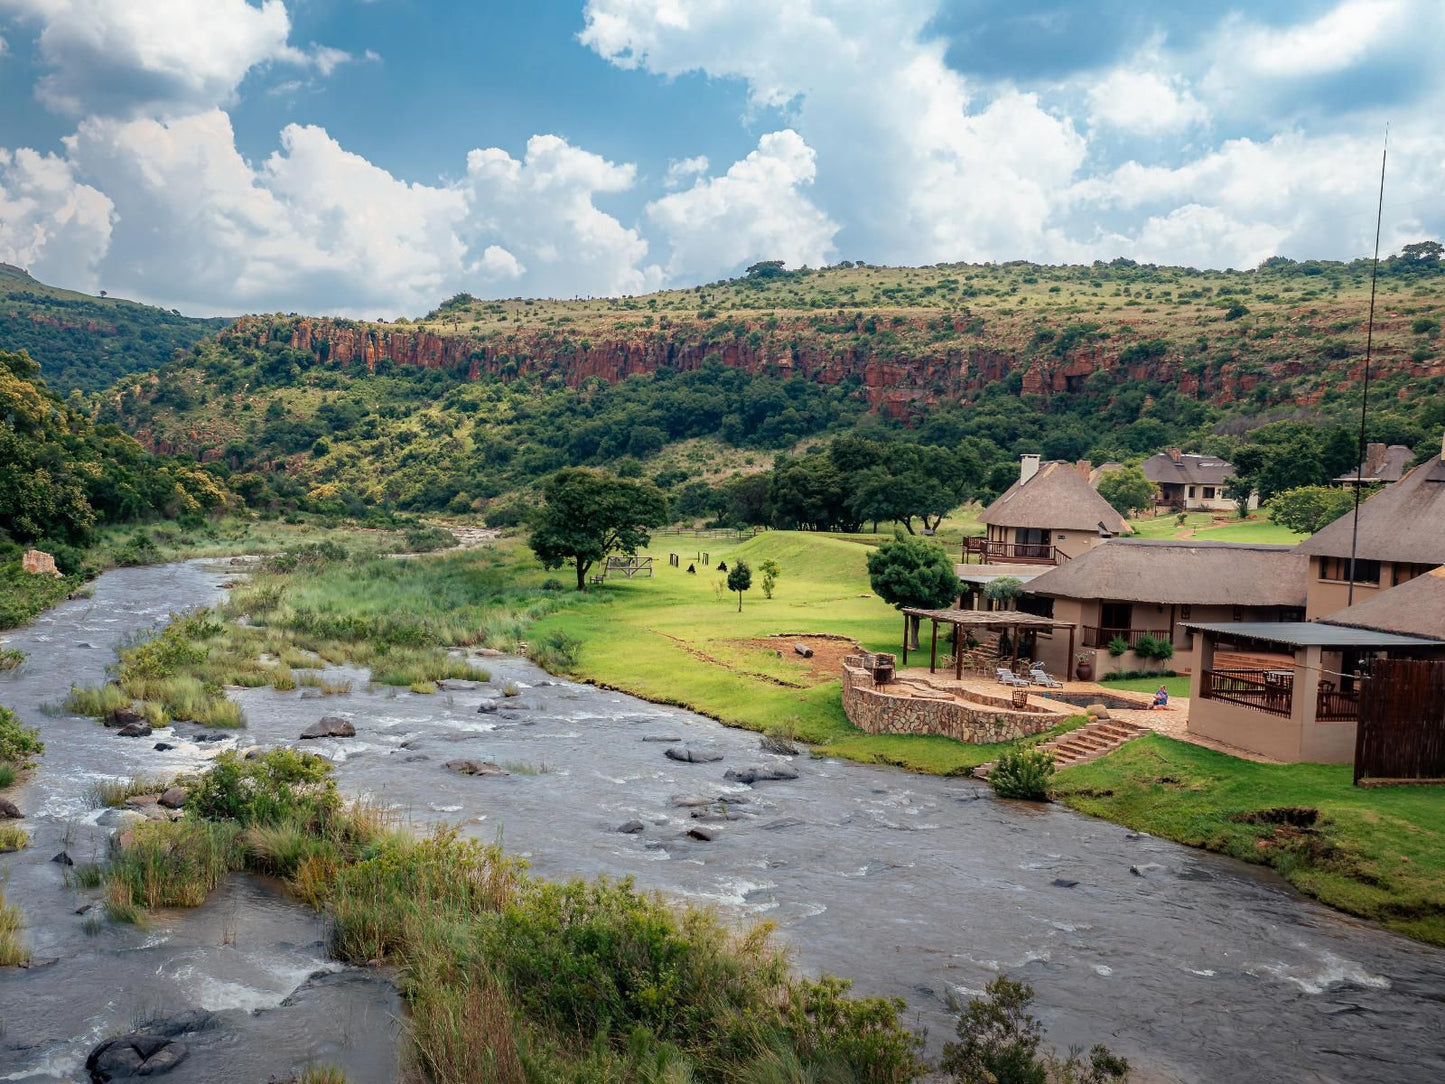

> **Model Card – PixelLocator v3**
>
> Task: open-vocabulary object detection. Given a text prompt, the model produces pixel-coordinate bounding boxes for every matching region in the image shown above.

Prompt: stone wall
[841,659,1061,745]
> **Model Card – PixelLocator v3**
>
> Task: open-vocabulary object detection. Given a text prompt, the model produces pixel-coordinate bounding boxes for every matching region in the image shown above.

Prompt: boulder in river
[641,735,682,743]
[153,742,174,752]
[686,826,717,842]
[158,787,188,810]
[51,851,74,866]
[97,808,145,829]
[760,734,801,756]
[476,700,499,714]
[300,716,355,740]
[445,759,509,777]
[724,765,800,784]
[0,798,21,819]
[665,746,723,764]
[116,723,152,738]
[617,820,645,834]
[104,707,145,729]
[85,1033,189,1080]
[670,793,747,808]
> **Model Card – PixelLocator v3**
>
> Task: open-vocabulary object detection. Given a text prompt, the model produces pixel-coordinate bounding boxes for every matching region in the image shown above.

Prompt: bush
[1107,636,1129,658]
[942,975,1128,1084]
[187,748,340,828]
[988,749,1054,801]
[529,628,581,672]
[1132,635,1174,662]
[105,820,244,915]
[1100,669,1178,683]
[0,706,43,767]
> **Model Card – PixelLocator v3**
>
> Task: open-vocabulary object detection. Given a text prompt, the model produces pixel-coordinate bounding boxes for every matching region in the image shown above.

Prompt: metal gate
[1354,659,1445,784]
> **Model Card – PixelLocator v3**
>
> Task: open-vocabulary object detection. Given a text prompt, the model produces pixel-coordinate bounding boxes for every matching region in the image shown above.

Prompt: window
[1319,557,1381,584]
[1394,564,1423,586]
[1187,486,1196,498]
[1202,487,1215,499]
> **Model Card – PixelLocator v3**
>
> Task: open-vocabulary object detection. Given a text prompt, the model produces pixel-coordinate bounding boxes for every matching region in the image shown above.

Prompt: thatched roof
[1334,443,1414,484]
[1322,566,1445,642]
[1296,455,1445,564]
[1027,539,1308,607]
[1141,452,1235,487]
[979,461,1129,533]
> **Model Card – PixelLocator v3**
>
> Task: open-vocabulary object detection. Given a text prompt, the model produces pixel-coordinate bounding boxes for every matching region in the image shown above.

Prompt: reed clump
[0,887,28,966]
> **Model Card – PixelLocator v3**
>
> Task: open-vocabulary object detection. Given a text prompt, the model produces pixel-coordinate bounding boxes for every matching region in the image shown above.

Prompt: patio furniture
[1030,667,1063,688]
[996,668,1030,687]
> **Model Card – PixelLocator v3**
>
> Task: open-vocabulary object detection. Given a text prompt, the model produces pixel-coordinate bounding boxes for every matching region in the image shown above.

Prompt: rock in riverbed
[665,747,723,764]
[0,799,21,819]
[617,820,645,834]
[476,700,499,714]
[158,787,188,809]
[299,716,355,739]
[760,734,801,755]
[115,723,152,738]
[686,826,717,842]
[724,765,800,784]
[445,759,509,777]
[641,735,682,742]
[104,707,145,729]
[85,1034,189,1080]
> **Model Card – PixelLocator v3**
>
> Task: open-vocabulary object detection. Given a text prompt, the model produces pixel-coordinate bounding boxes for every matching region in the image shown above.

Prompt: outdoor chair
[1030,667,1063,688]
[996,668,1029,687]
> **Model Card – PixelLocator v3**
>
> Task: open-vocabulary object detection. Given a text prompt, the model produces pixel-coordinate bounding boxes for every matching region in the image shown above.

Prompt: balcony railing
[1316,686,1359,721]
[962,537,1059,564]
[1082,626,1172,649]
[1201,668,1294,718]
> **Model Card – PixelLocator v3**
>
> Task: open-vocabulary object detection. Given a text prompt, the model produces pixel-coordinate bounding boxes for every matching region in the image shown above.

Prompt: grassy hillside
[0,263,228,394]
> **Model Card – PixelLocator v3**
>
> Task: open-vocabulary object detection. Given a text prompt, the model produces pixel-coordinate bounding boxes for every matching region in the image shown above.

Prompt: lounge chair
[1030,667,1063,688]
[996,668,1030,687]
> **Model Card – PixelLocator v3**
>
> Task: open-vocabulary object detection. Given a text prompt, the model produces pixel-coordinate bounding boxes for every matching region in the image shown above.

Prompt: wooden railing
[1082,626,1172,649]
[1316,686,1360,721]
[1201,668,1294,718]
[961,537,1059,564]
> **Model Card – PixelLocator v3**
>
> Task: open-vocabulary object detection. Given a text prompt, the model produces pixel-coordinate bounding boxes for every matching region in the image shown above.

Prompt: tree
[866,531,959,649]
[528,468,667,591]
[1268,485,1358,535]
[759,558,781,599]
[727,560,752,611]
[1095,466,1155,517]
[983,576,1024,611]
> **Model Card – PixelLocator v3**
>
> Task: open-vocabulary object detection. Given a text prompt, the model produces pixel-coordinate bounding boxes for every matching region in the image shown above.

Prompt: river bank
[4,559,1445,1081]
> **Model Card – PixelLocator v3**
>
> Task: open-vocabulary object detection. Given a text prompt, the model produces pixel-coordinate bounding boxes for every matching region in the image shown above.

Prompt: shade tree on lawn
[866,531,960,650]
[527,468,668,591]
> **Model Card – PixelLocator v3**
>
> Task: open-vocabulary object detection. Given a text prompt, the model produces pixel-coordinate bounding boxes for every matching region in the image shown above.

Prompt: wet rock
[17,956,57,970]
[0,799,21,819]
[51,851,74,866]
[691,808,747,822]
[665,747,723,764]
[438,678,486,690]
[617,820,646,834]
[686,826,717,842]
[116,723,153,738]
[97,808,145,828]
[125,795,160,808]
[152,742,174,752]
[104,707,145,729]
[1130,863,1166,877]
[1051,878,1079,888]
[724,765,800,784]
[476,700,499,714]
[193,732,228,743]
[641,735,682,742]
[158,787,188,810]
[402,754,431,763]
[76,641,94,649]
[670,793,747,808]
[445,759,509,777]
[760,734,800,756]
[300,716,355,740]
[85,1033,189,1080]
[138,1010,217,1039]
[760,817,806,831]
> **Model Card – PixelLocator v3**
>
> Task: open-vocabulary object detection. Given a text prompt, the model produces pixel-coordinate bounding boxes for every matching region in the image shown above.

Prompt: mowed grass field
[524,529,1074,774]
[1124,510,1305,544]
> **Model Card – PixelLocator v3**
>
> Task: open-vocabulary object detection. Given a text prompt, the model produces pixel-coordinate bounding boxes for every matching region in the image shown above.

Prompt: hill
[0,263,229,394]
[98,253,1445,516]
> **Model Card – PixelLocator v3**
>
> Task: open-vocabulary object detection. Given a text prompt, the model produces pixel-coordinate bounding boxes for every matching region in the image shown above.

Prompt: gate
[1354,659,1445,784]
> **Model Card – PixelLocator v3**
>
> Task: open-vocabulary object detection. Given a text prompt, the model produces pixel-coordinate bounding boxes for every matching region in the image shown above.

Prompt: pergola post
[901,611,909,665]
[1067,625,1076,682]
[1010,624,1020,673]
[929,619,938,674]
[954,619,964,680]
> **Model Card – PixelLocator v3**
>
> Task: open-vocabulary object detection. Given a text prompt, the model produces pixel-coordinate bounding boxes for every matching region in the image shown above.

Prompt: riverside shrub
[989,749,1055,801]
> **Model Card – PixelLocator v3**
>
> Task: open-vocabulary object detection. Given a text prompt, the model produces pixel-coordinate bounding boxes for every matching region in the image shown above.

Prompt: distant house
[1140,449,1244,512]
[1295,437,1445,618]
[1335,442,1414,487]
[1022,540,1307,679]
[968,456,1127,566]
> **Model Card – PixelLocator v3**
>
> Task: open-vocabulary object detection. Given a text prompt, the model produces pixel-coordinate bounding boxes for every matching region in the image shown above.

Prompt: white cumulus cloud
[0,146,114,290]
[647,130,837,280]
[1087,67,1208,135]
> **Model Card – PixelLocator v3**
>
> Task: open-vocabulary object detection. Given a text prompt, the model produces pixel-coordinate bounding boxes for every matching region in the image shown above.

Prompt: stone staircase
[1035,717,1149,768]
[974,716,1148,779]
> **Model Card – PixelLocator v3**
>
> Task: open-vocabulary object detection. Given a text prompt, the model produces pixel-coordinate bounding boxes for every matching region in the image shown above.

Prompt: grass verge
[1053,734,1445,945]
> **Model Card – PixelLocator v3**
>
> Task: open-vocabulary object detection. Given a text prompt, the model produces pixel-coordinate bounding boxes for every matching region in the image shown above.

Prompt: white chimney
[1020,454,1041,485]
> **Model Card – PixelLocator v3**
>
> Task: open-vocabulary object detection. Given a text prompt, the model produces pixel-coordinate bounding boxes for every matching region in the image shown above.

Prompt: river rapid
[2,560,1443,1082]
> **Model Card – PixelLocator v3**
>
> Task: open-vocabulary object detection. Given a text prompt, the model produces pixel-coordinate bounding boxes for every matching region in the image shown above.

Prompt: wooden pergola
[901,607,1077,680]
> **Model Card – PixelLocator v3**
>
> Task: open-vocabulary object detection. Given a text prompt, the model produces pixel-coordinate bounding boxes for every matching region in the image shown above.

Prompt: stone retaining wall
[842,658,1062,745]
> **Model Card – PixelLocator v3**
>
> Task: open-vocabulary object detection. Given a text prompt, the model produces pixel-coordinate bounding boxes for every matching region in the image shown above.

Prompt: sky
[0,0,1441,317]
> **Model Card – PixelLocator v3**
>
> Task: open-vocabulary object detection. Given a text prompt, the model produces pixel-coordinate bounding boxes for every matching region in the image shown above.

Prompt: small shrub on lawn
[989,749,1055,801]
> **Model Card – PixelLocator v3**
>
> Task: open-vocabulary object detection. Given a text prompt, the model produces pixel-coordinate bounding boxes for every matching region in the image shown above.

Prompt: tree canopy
[528,468,668,590]
[1095,466,1156,517]
[866,532,959,648]
[1267,485,1359,536]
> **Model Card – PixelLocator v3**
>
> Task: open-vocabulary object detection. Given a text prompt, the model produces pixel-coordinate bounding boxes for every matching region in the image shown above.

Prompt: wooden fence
[1200,668,1293,718]
[1355,659,1445,784]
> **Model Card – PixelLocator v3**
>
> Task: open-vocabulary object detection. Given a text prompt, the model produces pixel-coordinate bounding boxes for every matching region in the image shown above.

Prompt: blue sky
[0,0,1440,316]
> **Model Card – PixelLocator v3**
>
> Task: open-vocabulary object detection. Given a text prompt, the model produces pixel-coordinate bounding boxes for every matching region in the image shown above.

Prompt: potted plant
[1074,651,1094,682]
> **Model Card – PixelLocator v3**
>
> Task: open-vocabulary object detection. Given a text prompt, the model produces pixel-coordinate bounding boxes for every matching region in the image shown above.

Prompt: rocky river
[2,560,1443,1082]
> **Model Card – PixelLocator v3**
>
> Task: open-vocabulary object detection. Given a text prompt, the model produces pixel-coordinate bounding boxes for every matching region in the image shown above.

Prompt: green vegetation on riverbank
[1053,735,1445,945]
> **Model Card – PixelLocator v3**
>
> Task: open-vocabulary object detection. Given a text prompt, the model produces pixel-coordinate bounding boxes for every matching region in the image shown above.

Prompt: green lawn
[525,530,1074,774]
[1100,674,1191,699]
[1124,512,1304,545]
[1054,735,1445,945]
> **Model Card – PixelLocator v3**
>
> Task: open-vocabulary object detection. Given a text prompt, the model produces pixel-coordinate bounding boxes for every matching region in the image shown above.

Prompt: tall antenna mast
[1346,127,1388,607]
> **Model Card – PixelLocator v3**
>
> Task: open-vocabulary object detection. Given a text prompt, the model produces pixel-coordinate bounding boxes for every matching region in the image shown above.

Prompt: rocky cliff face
[221,311,1434,418]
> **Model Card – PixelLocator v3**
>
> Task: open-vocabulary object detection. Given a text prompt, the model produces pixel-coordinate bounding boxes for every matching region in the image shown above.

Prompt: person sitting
[1151,685,1169,710]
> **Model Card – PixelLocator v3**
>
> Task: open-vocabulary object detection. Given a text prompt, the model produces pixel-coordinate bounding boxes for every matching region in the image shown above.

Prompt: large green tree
[1095,465,1155,517]
[1267,485,1360,535]
[528,468,668,591]
[866,532,959,649]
